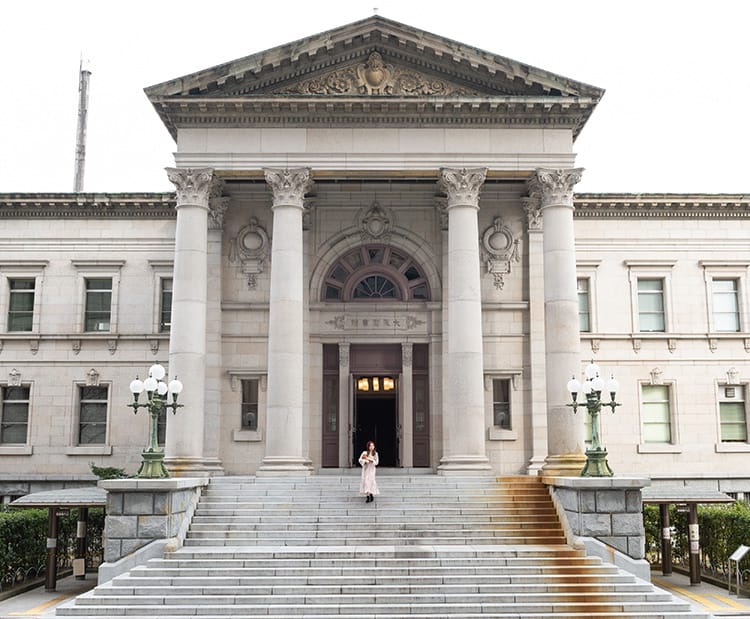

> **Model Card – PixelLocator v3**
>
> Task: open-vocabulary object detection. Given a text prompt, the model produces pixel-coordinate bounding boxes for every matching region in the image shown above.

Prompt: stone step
[59,600,696,617]
[59,475,707,618]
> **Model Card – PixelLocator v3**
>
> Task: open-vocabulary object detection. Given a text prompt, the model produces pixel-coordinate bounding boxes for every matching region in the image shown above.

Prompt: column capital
[263,168,313,209]
[438,167,487,210]
[527,167,583,209]
[166,167,214,208]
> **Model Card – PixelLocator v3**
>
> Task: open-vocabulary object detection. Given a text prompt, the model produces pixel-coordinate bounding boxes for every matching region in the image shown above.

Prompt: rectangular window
[241,379,259,431]
[577,278,590,332]
[492,379,511,430]
[160,278,173,332]
[1,386,30,444]
[8,279,35,332]
[638,279,665,332]
[641,385,672,443]
[84,278,112,332]
[720,385,747,442]
[713,279,740,332]
[78,386,108,444]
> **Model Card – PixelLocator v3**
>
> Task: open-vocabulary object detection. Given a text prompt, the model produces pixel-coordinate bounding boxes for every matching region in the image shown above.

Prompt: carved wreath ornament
[279,52,477,96]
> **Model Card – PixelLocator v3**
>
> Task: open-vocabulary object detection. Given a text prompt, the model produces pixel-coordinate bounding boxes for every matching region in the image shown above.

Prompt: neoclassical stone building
[1,16,749,496]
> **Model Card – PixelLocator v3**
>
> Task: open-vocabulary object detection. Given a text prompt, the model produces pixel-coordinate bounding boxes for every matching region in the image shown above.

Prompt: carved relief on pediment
[276,52,479,96]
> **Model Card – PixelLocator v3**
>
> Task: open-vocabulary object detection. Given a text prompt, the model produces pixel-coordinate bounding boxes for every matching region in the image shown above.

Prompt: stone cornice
[0,193,176,218]
[148,96,597,140]
[574,194,750,218]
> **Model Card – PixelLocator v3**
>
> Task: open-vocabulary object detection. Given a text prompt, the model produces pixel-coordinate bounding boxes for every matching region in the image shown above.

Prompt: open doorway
[353,391,399,467]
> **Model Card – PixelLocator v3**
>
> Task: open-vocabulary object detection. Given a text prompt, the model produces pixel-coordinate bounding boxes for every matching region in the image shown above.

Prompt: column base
[540,453,586,477]
[437,455,492,476]
[525,455,547,476]
[164,457,225,478]
[257,456,313,477]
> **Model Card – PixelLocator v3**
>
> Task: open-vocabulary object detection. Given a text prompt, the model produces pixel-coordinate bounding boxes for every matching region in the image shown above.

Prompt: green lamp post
[566,362,620,477]
[128,363,183,478]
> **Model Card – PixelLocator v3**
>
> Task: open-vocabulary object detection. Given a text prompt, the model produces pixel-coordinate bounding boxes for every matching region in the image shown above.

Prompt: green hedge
[644,502,750,580]
[0,507,104,591]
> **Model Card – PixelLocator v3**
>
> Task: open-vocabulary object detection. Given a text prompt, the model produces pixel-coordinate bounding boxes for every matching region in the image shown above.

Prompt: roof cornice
[0,193,176,218]
[574,193,750,218]
[149,95,598,140]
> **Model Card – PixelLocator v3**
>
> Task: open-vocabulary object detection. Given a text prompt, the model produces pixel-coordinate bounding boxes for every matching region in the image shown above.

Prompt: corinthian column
[437,167,491,475]
[258,168,312,476]
[528,168,586,476]
[164,167,215,475]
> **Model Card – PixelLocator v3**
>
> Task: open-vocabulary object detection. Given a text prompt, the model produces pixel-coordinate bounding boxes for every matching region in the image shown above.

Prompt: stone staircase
[59,475,706,618]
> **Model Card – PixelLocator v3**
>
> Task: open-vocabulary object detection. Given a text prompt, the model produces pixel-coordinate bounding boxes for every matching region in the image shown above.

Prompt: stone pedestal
[543,476,650,579]
[99,477,207,566]
[437,168,491,475]
[529,168,586,476]
[258,168,313,476]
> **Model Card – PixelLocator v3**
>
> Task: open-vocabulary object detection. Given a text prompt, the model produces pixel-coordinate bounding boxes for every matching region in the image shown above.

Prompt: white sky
[1,0,748,194]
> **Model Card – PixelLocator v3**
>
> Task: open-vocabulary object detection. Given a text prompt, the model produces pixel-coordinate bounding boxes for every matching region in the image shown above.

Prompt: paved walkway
[1,571,749,618]
[652,571,750,617]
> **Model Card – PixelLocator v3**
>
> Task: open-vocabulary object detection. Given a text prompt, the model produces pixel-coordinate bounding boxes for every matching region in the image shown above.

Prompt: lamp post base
[136,450,170,478]
[580,447,613,477]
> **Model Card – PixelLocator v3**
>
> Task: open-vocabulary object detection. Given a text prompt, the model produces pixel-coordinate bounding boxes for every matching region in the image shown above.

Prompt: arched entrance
[318,243,433,469]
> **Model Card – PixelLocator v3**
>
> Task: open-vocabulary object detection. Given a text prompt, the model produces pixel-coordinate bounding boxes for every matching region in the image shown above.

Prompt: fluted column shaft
[164,167,213,474]
[530,168,586,476]
[438,168,491,475]
[258,168,312,475]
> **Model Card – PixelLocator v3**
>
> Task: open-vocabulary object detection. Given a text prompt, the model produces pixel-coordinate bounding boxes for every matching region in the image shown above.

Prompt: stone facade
[0,17,749,497]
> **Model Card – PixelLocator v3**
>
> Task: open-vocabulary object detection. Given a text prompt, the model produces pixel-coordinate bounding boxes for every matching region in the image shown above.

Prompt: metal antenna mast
[73,58,92,192]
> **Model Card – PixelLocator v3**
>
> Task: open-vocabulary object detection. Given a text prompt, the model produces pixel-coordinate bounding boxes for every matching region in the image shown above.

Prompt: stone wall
[543,476,649,560]
[99,478,207,563]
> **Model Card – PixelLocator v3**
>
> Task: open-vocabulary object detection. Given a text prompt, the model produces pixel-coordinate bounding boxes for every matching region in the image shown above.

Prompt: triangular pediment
[145,16,603,138]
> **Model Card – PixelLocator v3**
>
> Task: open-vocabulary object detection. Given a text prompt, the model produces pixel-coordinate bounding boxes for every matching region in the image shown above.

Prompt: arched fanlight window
[322,245,431,302]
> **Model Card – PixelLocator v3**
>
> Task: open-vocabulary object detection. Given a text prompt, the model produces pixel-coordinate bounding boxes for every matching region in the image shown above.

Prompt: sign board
[729,545,750,562]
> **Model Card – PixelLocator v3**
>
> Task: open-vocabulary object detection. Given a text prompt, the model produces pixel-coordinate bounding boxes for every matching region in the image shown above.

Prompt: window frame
[149,261,174,334]
[0,262,47,335]
[228,371,266,442]
[84,277,113,333]
[626,261,676,334]
[700,261,749,335]
[715,382,750,452]
[576,261,600,334]
[72,261,124,335]
[0,384,33,454]
[637,380,682,453]
[66,381,112,455]
[484,371,522,441]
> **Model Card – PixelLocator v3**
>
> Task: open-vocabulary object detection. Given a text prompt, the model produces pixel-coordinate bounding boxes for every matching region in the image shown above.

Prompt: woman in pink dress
[358,440,379,503]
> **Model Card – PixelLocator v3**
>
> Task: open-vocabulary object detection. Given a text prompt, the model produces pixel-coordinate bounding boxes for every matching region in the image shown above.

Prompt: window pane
[713,279,740,332]
[492,379,511,430]
[325,285,341,300]
[241,379,259,431]
[1,424,27,443]
[8,279,35,332]
[720,401,747,442]
[642,385,671,443]
[79,423,106,444]
[639,294,664,312]
[638,279,663,292]
[578,279,590,333]
[639,313,665,332]
[1,386,29,444]
[160,278,173,332]
[79,386,107,445]
[353,275,398,299]
[85,279,112,332]
[411,285,428,300]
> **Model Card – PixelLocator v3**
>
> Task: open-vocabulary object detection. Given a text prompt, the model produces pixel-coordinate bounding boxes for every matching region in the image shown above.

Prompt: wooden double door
[321,343,430,468]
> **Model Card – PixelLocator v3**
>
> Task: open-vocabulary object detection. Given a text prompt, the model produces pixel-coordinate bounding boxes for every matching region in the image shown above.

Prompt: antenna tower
[73,59,92,192]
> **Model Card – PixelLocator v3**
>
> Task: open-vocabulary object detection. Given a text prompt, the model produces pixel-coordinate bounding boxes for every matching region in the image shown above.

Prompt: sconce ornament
[481,216,520,290]
[229,217,270,289]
